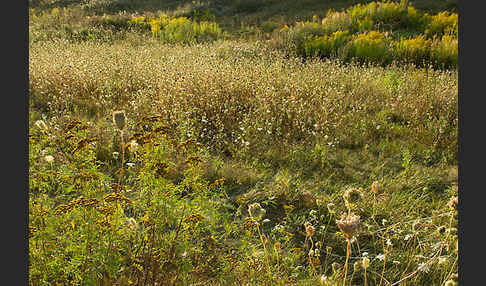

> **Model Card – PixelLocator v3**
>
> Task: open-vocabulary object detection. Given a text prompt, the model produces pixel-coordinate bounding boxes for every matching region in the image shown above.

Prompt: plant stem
[257,225,273,281]
[342,238,351,286]
[117,129,125,193]
[364,268,368,286]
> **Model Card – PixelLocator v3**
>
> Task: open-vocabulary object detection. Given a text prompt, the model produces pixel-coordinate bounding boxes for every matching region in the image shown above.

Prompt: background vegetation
[29,0,458,285]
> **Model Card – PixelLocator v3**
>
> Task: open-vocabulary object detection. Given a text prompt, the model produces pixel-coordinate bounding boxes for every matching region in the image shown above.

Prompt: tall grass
[29,39,457,166]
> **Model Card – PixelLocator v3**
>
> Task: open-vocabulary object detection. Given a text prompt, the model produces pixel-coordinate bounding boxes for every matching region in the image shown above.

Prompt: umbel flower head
[44,155,54,164]
[320,275,330,286]
[336,212,361,239]
[447,196,458,211]
[112,110,126,130]
[129,140,139,152]
[343,187,363,204]
[34,120,48,130]
[305,222,315,238]
[248,202,266,221]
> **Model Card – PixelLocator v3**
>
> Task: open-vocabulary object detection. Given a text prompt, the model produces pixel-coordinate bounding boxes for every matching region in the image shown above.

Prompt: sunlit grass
[29,1,458,285]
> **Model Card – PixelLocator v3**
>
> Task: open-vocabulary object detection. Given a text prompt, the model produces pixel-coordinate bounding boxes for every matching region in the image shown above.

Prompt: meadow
[29,0,458,285]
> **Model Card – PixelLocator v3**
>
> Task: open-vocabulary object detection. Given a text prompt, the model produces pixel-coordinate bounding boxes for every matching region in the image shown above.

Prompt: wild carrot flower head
[34,120,47,130]
[112,110,126,130]
[447,196,458,211]
[327,202,335,214]
[319,275,329,286]
[305,222,315,238]
[248,202,266,221]
[129,140,139,151]
[44,155,54,164]
[343,187,363,204]
[336,212,360,239]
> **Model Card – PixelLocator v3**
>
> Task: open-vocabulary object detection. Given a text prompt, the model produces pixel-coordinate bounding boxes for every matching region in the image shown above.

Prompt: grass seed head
[331,262,341,274]
[353,260,361,272]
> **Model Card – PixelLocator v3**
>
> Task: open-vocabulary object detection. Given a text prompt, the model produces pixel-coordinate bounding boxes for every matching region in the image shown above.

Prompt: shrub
[357,16,374,32]
[321,10,354,34]
[129,14,223,44]
[404,6,429,31]
[300,30,352,58]
[430,34,458,68]
[347,1,407,30]
[348,31,390,64]
[425,11,458,38]
[394,34,431,66]
[373,0,407,25]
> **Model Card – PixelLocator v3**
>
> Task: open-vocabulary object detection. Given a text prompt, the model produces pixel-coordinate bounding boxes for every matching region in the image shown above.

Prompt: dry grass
[29,39,457,163]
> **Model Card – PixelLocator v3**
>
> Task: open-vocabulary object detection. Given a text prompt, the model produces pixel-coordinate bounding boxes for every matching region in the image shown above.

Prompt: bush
[321,10,354,34]
[394,34,431,66]
[404,6,429,31]
[300,30,352,58]
[347,1,407,30]
[272,1,457,68]
[430,34,458,68]
[129,14,224,44]
[425,11,458,38]
[348,31,390,64]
